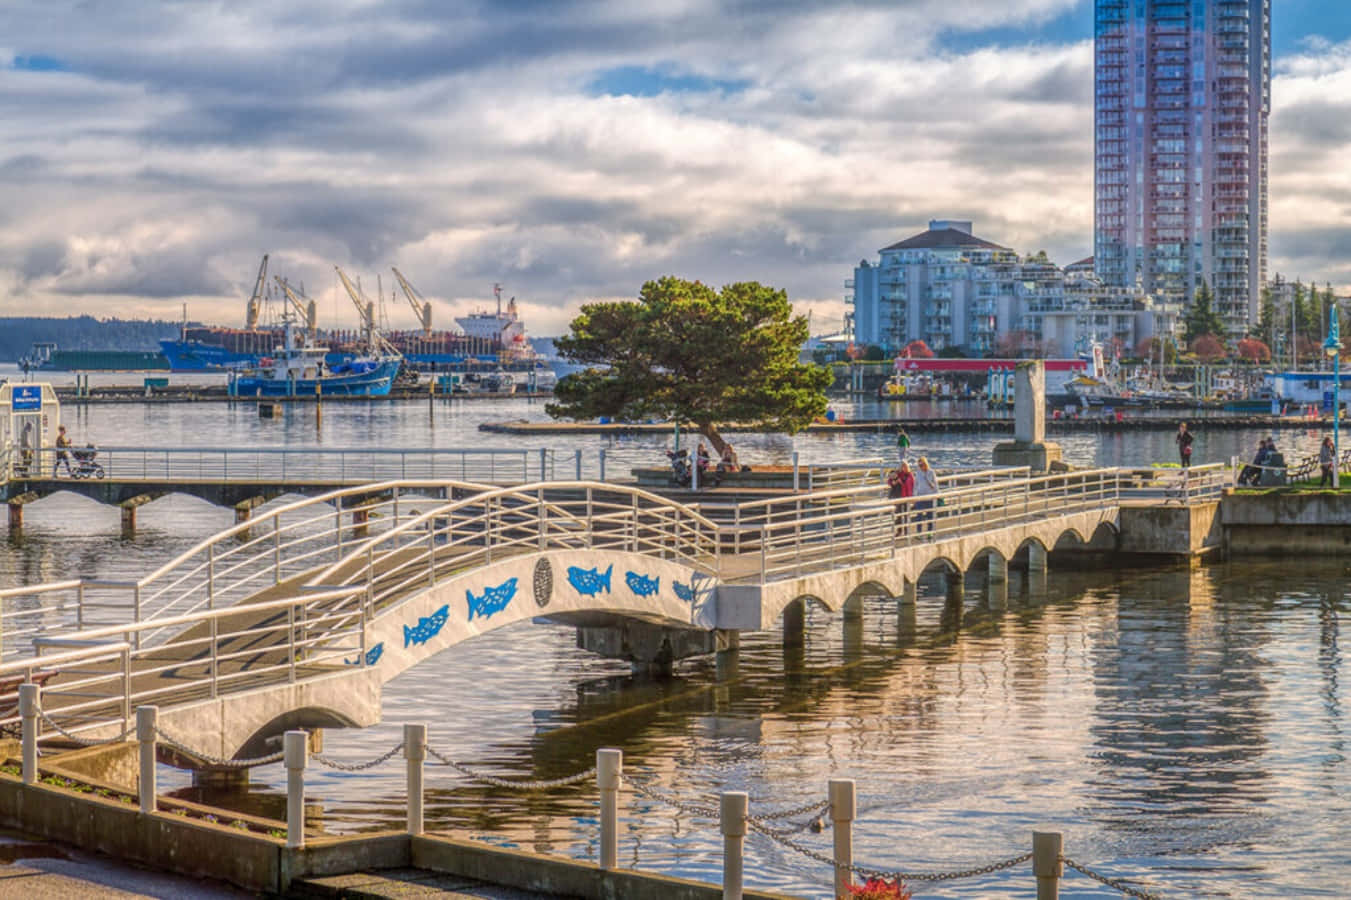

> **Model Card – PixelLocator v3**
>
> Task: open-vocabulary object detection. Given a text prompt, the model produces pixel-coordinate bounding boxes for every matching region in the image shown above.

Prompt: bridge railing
[1115,462,1232,504]
[24,446,568,485]
[0,586,367,744]
[307,482,724,619]
[729,468,1129,583]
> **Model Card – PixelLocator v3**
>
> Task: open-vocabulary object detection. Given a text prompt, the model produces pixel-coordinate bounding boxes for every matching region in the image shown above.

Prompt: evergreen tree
[1184,279,1224,343]
[1255,284,1276,344]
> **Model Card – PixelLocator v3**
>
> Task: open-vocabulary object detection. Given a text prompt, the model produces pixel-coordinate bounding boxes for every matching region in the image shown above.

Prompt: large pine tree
[1184,279,1224,344]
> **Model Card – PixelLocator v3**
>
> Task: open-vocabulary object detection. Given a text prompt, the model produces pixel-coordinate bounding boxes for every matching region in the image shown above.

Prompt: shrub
[848,878,912,900]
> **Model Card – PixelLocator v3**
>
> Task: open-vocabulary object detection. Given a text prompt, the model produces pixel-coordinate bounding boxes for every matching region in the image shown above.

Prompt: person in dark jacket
[1175,422,1194,469]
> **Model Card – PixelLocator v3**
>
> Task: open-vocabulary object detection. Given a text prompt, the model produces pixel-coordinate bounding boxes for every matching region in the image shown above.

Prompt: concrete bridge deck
[0,464,1230,765]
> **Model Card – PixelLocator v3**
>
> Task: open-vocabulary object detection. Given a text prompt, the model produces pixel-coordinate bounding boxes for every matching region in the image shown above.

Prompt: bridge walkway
[0,464,1232,762]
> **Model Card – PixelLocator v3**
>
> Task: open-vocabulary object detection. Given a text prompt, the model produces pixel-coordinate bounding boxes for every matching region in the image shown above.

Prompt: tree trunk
[696,425,731,460]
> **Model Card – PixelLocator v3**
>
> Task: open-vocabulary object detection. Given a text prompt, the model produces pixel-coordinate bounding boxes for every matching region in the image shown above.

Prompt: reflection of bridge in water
[0,463,1230,769]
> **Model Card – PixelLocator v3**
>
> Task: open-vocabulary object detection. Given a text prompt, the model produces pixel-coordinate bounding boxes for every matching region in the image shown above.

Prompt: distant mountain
[0,316,181,362]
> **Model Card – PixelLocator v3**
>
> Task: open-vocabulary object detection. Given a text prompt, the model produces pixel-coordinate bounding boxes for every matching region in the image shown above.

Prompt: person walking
[1319,436,1335,487]
[1175,421,1194,469]
[913,456,939,536]
[896,428,911,457]
[886,460,915,537]
[52,425,73,477]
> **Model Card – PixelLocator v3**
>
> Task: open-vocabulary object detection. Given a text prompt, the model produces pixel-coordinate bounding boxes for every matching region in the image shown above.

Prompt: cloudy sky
[3,1,1350,336]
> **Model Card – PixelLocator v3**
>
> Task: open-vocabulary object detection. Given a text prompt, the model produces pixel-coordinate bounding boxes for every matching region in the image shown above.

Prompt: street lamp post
[1325,309,1342,490]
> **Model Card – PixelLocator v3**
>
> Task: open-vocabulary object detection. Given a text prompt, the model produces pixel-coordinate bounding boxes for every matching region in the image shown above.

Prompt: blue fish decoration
[467,577,518,621]
[672,581,694,604]
[403,604,450,647]
[344,641,384,667]
[625,571,660,597]
[567,563,613,596]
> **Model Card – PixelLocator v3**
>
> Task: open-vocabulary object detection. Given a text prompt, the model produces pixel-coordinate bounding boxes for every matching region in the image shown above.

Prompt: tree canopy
[546,277,831,453]
[1184,279,1224,343]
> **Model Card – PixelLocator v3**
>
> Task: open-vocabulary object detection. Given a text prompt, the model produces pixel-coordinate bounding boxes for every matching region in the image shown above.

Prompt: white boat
[232,319,400,398]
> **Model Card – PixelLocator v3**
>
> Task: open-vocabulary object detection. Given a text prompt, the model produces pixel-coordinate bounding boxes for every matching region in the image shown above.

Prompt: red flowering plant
[847,876,912,899]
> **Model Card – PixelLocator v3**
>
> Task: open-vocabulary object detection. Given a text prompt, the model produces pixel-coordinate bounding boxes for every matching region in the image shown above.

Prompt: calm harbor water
[1,388,1347,897]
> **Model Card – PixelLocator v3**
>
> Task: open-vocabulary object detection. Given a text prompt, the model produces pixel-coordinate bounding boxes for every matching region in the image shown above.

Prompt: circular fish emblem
[533,559,553,608]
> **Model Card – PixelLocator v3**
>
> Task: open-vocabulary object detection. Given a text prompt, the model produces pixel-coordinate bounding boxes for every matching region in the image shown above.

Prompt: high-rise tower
[1094,0,1270,335]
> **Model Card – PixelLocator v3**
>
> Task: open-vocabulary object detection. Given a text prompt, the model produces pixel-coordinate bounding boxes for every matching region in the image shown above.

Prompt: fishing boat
[231,319,400,398]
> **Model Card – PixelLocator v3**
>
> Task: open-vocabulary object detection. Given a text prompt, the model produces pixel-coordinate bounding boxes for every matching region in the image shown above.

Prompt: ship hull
[234,360,400,397]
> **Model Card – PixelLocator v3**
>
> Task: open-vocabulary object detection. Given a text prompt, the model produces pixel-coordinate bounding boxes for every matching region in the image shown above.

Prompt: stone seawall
[1222,492,1351,555]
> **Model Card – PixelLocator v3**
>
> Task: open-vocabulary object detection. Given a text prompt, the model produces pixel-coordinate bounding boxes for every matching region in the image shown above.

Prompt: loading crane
[244,254,269,329]
[334,266,401,359]
[272,276,317,339]
[390,267,433,335]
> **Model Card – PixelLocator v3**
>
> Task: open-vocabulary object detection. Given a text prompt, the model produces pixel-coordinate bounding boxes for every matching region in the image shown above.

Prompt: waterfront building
[849,222,1172,357]
[1094,0,1271,336]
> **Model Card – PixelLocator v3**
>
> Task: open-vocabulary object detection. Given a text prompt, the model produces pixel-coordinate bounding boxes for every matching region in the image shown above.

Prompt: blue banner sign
[12,385,41,412]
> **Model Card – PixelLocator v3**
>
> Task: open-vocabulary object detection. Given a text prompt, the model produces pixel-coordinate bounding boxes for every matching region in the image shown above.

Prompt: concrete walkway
[291,868,573,898]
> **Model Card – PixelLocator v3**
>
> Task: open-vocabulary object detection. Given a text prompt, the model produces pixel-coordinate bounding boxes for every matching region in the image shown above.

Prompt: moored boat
[231,321,399,398]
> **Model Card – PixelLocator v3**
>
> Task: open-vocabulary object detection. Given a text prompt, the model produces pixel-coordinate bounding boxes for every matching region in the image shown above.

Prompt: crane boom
[245,254,269,329]
[272,276,317,338]
[334,266,402,359]
[390,267,433,335]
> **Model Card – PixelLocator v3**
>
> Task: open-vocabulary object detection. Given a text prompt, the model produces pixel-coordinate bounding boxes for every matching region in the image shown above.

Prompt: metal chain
[37,708,133,746]
[1063,857,1164,900]
[426,745,596,789]
[627,777,721,819]
[754,798,831,821]
[154,726,284,768]
[312,742,405,772]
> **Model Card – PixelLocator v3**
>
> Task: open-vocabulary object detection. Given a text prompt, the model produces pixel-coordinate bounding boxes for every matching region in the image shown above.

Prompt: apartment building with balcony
[851,226,1174,357]
[1094,0,1271,336]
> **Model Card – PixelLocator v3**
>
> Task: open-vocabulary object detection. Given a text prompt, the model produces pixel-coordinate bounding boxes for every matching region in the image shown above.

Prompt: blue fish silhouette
[625,571,660,597]
[345,641,384,667]
[672,581,694,604]
[467,577,518,621]
[403,604,449,647]
[567,563,613,596]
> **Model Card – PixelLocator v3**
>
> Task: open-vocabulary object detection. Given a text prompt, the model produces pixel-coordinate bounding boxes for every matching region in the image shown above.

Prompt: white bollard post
[792,451,800,492]
[721,791,747,900]
[284,730,308,848]
[19,683,39,785]
[599,448,607,483]
[405,723,426,836]
[597,748,622,870]
[1033,830,1063,900]
[829,778,856,900]
[136,706,158,813]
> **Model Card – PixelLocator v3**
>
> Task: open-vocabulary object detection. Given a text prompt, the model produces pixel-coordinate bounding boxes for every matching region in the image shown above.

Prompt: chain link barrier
[37,708,133,747]
[1064,857,1163,900]
[426,745,597,790]
[154,725,284,768]
[313,742,405,772]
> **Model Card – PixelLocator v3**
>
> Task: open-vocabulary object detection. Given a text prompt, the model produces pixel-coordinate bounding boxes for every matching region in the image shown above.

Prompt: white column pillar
[284,730,308,849]
[829,778,855,900]
[1033,830,1063,900]
[405,723,426,836]
[136,706,158,813]
[597,748,622,870]
[19,683,39,785]
[720,791,747,900]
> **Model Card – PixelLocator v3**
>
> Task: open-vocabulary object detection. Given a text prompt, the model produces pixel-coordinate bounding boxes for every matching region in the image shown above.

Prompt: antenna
[494,283,502,316]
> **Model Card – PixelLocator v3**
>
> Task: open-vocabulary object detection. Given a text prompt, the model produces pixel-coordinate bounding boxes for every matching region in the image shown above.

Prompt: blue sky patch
[12,54,68,72]
[589,65,748,98]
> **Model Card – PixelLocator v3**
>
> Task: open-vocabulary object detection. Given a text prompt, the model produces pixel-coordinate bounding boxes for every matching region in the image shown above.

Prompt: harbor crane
[244,254,269,329]
[334,266,402,359]
[271,275,318,339]
[390,267,433,335]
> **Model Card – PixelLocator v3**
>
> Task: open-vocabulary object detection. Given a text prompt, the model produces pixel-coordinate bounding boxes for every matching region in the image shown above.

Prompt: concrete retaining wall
[1222,492,1351,555]
[1118,501,1222,558]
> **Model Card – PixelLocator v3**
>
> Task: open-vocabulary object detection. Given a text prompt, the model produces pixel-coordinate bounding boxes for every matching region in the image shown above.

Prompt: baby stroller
[71,444,105,479]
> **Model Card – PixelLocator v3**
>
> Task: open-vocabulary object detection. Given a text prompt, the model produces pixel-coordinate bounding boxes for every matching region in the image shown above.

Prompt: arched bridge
[0,464,1230,765]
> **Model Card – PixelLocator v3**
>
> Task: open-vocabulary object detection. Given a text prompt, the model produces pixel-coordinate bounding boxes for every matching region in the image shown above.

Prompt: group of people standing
[886,429,938,537]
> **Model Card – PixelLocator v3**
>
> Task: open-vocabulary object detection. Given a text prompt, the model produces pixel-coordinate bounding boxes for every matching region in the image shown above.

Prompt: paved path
[293,868,574,898]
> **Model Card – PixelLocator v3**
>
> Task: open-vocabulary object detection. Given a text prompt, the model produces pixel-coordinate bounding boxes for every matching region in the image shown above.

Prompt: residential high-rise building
[1094,0,1270,336]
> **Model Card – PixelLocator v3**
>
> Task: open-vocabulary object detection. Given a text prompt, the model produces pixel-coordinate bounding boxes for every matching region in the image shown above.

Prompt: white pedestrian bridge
[0,463,1229,767]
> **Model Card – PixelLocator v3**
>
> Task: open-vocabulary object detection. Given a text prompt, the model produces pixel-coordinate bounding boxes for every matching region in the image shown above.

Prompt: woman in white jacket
[913,456,938,535]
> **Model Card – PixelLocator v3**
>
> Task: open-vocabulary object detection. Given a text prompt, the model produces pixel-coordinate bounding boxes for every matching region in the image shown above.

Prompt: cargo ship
[158,258,554,386]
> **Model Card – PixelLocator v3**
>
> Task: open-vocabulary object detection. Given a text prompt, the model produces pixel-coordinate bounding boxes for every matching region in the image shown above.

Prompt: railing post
[76,582,85,630]
[405,723,426,836]
[394,486,401,526]
[137,705,157,813]
[721,791,747,900]
[19,683,39,785]
[273,517,282,584]
[597,748,622,870]
[829,778,855,900]
[336,496,344,554]
[121,646,131,730]
[539,448,548,481]
[1033,830,1063,900]
[287,604,297,684]
[206,542,216,609]
[284,730,308,849]
[792,451,800,492]
[599,448,607,483]
[575,449,582,481]
[209,616,219,698]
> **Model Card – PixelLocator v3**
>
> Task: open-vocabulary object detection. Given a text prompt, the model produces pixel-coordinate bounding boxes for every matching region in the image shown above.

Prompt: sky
[2,1,1350,337]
